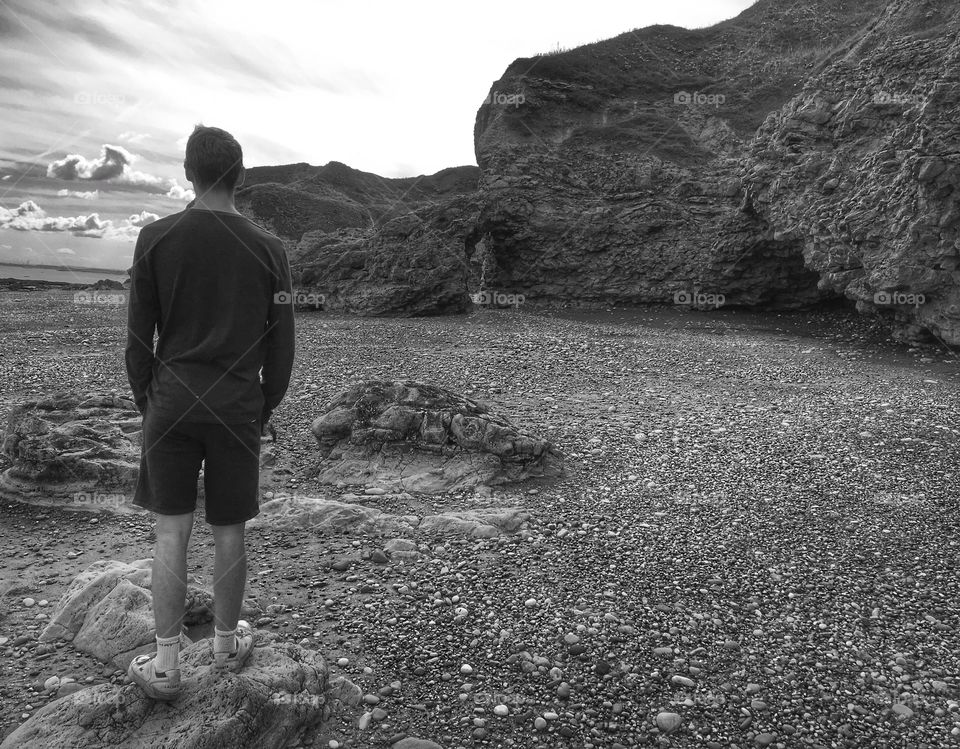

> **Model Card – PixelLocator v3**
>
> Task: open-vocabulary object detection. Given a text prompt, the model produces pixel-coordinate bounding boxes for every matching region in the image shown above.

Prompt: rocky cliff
[742,0,960,344]
[263,0,959,342]
[470,0,959,343]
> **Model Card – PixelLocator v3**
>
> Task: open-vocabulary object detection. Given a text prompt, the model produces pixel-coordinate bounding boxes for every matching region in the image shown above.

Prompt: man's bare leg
[211,522,247,632]
[153,511,194,638]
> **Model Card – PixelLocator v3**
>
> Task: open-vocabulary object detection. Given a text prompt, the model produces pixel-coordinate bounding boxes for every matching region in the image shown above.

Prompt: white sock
[155,634,180,672]
[214,626,237,655]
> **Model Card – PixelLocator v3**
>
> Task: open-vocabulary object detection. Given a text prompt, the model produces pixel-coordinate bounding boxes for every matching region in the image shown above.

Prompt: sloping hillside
[237,161,480,241]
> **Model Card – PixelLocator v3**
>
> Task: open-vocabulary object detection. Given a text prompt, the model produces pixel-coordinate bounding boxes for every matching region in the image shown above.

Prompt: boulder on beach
[0,390,277,512]
[310,380,564,492]
[0,391,142,510]
[0,633,347,749]
[40,558,262,670]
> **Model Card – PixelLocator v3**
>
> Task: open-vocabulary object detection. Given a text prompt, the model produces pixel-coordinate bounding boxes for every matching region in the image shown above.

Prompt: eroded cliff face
[742,0,960,344]
[471,0,887,310]
[470,0,959,343]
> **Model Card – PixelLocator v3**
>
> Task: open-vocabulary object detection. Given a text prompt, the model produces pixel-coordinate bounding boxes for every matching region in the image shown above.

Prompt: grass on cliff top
[501,0,887,137]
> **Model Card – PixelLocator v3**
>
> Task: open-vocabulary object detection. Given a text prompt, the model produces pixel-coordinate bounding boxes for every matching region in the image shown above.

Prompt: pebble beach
[1,290,959,748]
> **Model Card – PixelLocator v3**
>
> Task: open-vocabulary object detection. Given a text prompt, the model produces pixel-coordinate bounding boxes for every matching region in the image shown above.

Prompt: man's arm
[125,232,158,414]
[260,245,296,425]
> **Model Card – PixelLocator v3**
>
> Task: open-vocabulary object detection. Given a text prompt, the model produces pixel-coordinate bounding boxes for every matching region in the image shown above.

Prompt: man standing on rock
[124,124,295,701]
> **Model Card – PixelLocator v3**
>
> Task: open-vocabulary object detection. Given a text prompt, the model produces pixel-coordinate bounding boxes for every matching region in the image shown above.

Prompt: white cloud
[0,199,157,241]
[57,188,99,199]
[165,182,195,201]
[118,131,150,144]
[47,144,133,180]
[1,175,10,181]
[47,144,189,197]
[56,247,76,255]
[128,210,159,227]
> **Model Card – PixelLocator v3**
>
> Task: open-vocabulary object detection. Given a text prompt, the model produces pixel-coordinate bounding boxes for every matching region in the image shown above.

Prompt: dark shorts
[133,409,262,525]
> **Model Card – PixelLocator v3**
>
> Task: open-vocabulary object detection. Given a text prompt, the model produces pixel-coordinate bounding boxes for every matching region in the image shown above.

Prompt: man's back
[125,207,295,424]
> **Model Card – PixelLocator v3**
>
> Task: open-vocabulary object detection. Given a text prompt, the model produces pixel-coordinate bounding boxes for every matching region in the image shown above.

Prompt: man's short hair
[184,124,243,190]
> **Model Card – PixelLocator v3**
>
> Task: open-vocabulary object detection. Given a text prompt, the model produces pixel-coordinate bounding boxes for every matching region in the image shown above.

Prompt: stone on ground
[310,380,564,492]
[0,634,345,749]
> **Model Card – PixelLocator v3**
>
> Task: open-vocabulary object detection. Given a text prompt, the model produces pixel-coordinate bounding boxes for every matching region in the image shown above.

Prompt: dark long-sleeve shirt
[125,207,295,424]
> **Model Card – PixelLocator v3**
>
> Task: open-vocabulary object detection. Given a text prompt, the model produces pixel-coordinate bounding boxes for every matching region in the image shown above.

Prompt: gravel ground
[0,290,959,748]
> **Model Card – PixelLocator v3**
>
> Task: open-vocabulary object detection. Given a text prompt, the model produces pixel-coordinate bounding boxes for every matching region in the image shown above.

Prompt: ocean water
[0,264,128,286]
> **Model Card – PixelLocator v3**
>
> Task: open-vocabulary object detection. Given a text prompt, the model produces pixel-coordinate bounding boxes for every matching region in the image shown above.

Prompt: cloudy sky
[0,0,754,272]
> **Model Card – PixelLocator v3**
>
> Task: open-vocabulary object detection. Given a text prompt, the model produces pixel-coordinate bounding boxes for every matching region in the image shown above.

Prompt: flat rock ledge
[0,633,351,749]
[2,558,359,749]
[39,559,262,670]
[310,380,564,493]
[0,391,142,509]
[252,494,531,539]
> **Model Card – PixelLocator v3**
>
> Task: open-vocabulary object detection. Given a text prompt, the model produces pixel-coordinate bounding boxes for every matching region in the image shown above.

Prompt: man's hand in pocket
[261,419,277,443]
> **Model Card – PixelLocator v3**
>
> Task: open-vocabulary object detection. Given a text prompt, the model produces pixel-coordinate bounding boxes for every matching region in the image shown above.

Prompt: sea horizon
[0,261,128,285]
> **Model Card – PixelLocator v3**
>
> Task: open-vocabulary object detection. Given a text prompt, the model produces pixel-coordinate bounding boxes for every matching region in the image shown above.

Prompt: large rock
[469,0,891,314]
[1,391,277,512]
[0,391,142,509]
[251,494,531,538]
[40,559,262,670]
[0,633,344,749]
[309,380,564,492]
[466,0,960,343]
[742,0,960,344]
[296,212,472,316]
